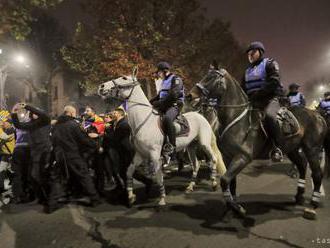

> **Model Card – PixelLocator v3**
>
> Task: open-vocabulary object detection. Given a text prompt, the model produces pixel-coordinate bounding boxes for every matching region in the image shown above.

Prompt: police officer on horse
[150,62,185,156]
[287,83,306,107]
[317,91,330,121]
[242,41,284,159]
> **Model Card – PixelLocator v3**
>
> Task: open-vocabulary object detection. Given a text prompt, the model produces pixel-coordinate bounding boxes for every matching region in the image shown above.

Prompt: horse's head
[98,68,139,100]
[187,69,227,107]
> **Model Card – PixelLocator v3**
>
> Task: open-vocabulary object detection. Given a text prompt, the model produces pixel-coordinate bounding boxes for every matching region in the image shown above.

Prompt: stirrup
[270,147,283,162]
[162,143,175,156]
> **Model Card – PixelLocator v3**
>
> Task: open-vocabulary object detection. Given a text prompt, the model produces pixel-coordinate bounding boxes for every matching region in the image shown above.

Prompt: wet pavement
[1,161,329,248]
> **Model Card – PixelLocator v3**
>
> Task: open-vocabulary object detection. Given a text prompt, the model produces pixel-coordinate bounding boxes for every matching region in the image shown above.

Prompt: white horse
[98,69,226,207]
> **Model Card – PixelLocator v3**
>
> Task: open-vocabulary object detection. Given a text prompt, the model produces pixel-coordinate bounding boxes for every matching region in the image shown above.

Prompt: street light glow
[14,54,26,64]
[319,85,325,91]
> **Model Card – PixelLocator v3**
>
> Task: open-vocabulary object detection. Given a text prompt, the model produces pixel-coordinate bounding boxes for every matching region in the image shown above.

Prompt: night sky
[53,0,330,88]
[201,0,330,87]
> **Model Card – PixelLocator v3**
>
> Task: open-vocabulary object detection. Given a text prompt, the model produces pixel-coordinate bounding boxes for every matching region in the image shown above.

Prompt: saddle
[276,107,300,137]
[159,114,190,137]
[174,115,190,137]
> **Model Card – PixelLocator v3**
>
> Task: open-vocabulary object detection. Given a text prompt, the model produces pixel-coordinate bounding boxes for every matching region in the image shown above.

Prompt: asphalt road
[0,162,329,248]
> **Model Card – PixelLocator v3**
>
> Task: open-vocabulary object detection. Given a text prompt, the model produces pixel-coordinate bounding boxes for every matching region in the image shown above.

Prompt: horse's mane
[221,69,248,102]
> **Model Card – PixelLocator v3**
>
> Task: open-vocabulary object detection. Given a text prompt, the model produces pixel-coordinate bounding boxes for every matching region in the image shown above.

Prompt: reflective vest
[245,58,269,95]
[159,74,184,102]
[320,100,330,114]
[289,92,304,106]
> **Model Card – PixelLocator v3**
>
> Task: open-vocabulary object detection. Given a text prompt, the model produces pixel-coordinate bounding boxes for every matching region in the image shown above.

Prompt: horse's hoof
[294,195,305,205]
[212,184,218,192]
[310,200,320,209]
[185,183,194,193]
[185,187,193,193]
[228,202,247,219]
[158,197,166,206]
[156,204,167,212]
[303,208,317,220]
[128,195,136,208]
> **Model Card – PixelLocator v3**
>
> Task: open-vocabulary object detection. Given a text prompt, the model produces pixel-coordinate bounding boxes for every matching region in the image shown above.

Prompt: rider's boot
[265,115,284,162]
[162,121,176,162]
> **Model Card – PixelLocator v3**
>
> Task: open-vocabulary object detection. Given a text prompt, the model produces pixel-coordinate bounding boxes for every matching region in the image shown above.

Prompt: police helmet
[289,83,300,90]
[156,61,171,72]
[324,91,330,98]
[246,41,265,54]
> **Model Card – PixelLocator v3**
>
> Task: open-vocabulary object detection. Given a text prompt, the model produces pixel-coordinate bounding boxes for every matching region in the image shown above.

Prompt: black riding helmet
[289,83,300,90]
[246,41,265,54]
[324,91,330,98]
[156,61,171,72]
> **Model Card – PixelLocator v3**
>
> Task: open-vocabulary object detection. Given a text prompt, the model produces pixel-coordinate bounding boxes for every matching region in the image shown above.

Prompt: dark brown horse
[188,68,327,219]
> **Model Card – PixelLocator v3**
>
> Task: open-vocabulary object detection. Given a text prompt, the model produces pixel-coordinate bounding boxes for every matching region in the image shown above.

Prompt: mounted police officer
[287,83,306,107]
[317,91,330,121]
[150,61,185,156]
[243,41,283,107]
[242,41,284,160]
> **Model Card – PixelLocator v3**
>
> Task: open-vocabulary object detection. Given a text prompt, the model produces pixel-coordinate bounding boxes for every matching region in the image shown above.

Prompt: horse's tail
[211,132,226,176]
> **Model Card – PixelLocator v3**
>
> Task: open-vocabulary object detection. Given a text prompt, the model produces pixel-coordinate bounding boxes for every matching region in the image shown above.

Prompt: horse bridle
[194,69,251,140]
[108,77,157,138]
[110,78,140,101]
[195,70,249,108]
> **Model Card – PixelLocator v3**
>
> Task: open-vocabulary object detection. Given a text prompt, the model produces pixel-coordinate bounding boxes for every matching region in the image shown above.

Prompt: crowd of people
[1,40,330,215]
[0,103,149,213]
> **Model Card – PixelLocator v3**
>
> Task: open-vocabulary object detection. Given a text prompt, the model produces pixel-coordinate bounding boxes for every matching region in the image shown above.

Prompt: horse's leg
[152,158,166,207]
[303,147,323,209]
[126,153,143,207]
[230,177,237,199]
[287,149,307,205]
[220,154,251,218]
[207,159,218,191]
[198,132,219,192]
[185,146,199,193]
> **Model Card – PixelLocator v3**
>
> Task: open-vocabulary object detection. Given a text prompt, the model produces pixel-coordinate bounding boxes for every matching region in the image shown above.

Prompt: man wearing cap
[150,61,185,155]
[287,83,306,107]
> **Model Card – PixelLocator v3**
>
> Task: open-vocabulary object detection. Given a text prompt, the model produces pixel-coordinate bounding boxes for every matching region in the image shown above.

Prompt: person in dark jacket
[47,105,100,213]
[150,61,185,156]
[106,107,133,189]
[11,103,51,204]
[105,107,153,202]
[10,107,32,203]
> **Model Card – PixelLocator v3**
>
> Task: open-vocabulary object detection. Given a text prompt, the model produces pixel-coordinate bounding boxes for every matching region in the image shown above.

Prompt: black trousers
[67,157,99,198]
[11,146,32,198]
[30,147,51,202]
[48,155,99,206]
